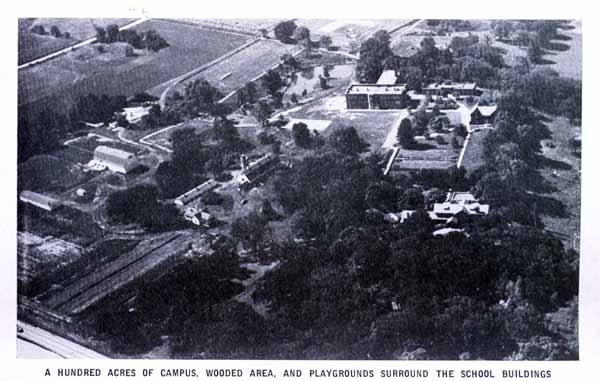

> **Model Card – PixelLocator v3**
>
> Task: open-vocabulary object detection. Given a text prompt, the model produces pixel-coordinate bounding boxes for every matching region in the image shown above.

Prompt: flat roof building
[93,146,139,174]
[174,179,220,207]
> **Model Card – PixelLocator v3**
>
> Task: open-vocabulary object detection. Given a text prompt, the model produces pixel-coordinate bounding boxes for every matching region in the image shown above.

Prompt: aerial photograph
[17,18,581,360]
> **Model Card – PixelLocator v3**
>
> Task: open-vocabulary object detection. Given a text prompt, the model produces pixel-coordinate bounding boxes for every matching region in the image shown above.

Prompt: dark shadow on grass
[545,41,571,52]
[404,142,437,151]
[552,33,573,42]
[536,156,573,171]
[526,193,569,219]
[537,57,557,65]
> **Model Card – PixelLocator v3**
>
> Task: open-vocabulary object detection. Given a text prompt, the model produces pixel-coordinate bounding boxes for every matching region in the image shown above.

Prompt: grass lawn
[19,19,251,116]
[544,21,582,80]
[461,128,491,172]
[538,116,581,249]
[323,111,403,153]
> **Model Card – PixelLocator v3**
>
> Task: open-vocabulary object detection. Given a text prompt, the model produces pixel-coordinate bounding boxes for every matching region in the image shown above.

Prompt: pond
[285,64,355,98]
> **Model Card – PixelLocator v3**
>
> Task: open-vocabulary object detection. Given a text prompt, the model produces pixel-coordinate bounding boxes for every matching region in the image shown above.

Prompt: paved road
[18,18,149,70]
[17,321,107,359]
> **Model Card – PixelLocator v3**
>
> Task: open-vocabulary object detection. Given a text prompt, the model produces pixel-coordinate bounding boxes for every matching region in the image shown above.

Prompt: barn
[93,146,139,174]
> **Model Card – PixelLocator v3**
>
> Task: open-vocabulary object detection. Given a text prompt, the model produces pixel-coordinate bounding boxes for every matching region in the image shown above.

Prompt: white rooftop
[376,70,398,85]
[94,145,135,160]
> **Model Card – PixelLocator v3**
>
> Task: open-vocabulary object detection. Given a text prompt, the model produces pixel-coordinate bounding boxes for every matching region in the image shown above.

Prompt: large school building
[345,70,478,110]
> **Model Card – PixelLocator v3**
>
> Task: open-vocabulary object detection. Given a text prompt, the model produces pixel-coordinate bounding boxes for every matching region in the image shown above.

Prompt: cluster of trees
[357,31,505,88]
[105,183,182,232]
[492,20,566,64]
[89,236,256,356]
[238,129,578,358]
[168,79,227,119]
[154,117,251,198]
[31,24,71,39]
[72,93,127,123]
[135,104,182,130]
[501,67,581,122]
[273,20,332,50]
[96,25,168,52]
[425,20,477,34]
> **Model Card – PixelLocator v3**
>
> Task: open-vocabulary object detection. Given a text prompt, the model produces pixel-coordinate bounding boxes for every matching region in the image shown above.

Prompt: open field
[160,39,301,101]
[19,20,251,115]
[177,19,281,35]
[18,18,134,64]
[545,21,582,80]
[538,117,581,249]
[296,19,412,50]
[18,154,95,193]
[142,119,213,151]
[460,128,491,172]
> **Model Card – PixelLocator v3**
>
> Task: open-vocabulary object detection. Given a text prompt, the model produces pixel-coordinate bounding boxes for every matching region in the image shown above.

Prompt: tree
[95,27,106,42]
[231,212,271,254]
[106,24,120,43]
[213,117,239,145]
[293,26,310,42]
[527,40,543,64]
[290,93,299,104]
[319,35,333,49]
[396,118,414,148]
[252,101,273,128]
[261,70,284,96]
[274,20,297,43]
[328,127,369,156]
[454,124,468,138]
[280,53,298,69]
[30,25,47,35]
[292,122,311,148]
[356,31,393,83]
[50,25,62,38]
[451,136,461,149]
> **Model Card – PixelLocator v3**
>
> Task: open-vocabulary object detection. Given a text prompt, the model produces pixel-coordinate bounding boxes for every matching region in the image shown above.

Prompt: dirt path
[233,261,279,317]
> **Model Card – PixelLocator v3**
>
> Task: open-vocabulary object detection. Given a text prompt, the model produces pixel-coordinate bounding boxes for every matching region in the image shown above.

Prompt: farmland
[18,18,134,64]
[296,19,412,50]
[19,20,252,115]
[159,39,301,101]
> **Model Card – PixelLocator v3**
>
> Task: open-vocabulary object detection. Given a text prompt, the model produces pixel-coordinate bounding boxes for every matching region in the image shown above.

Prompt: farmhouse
[93,146,139,174]
[174,179,220,207]
[119,106,151,124]
[183,207,214,227]
[399,191,489,224]
[19,191,59,211]
[235,153,280,189]
[470,105,498,126]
